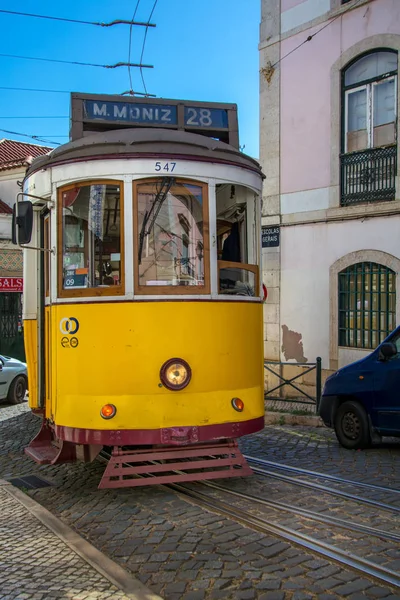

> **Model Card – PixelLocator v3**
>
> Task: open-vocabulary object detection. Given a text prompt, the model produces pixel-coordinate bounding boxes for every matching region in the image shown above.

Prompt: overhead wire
[0,52,153,70]
[271,0,366,69]
[128,1,142,93]
[139,0,158,96]
[0,4,156,143]
[127,0,158,97]
[0,7,158,145]
[0,86,154,96]
[0,85,70,94]
[0,128,63,145]
[0,9,156,28]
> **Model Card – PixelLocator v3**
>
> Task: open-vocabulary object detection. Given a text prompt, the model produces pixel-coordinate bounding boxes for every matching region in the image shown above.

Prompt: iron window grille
[339,262,396,349]
[340,144,397,205]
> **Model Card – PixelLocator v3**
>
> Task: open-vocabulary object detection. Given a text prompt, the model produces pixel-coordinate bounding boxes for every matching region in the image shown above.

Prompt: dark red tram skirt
[54,416,265,446]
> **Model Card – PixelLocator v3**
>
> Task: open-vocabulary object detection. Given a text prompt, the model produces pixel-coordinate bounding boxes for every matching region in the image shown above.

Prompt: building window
[341,50,398,205]
[339,262,396,349]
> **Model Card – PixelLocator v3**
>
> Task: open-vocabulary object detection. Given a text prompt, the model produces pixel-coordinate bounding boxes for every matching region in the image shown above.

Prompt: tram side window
[135,179,208,291]
[216,184,258,297]
[60,183,122,291]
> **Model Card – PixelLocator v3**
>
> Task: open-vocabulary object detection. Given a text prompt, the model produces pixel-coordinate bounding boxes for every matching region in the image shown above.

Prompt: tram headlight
[160,358,191,391]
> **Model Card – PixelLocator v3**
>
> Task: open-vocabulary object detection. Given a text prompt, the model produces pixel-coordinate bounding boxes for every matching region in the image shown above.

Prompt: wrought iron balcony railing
[340,144,397,206]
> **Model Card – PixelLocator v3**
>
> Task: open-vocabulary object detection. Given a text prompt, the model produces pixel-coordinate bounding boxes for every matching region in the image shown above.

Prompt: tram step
[25,444,59,465]
[99,440,253,489]
[25,440,77,465]
[24,417,77,465]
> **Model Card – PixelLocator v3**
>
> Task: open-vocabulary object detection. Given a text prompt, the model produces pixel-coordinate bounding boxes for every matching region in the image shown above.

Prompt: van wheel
[7,375,27,405]
[334,400,371,449]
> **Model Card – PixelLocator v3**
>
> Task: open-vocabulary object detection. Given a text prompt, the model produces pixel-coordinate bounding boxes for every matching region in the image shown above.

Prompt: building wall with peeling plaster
[260,0,400,397]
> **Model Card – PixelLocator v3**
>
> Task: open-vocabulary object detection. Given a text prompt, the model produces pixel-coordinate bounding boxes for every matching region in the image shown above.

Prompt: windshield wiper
[138,177,175,264]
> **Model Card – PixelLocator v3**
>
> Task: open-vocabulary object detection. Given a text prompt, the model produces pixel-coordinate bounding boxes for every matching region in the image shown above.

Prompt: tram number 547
[155,162,176,172]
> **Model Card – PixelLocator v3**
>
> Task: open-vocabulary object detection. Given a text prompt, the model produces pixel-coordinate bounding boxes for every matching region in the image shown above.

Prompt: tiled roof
[0,138,52,172]
[0,199,12,214]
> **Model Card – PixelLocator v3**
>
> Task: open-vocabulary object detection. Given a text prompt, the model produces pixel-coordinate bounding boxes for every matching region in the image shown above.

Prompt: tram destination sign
[84,101,229,130]
[262,226,280,248]
[71,93,239,147]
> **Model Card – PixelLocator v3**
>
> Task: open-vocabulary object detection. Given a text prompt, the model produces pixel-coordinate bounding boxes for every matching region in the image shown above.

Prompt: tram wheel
[334,400,370,450]
[8,375,27,405]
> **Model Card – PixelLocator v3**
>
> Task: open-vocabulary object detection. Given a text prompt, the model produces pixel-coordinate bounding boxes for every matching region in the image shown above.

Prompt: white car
[0,355,28,404]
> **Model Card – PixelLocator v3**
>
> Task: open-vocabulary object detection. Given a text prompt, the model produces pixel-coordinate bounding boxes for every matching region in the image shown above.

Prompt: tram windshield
[57,177,259,298]
[60,183,122,292]
[135,179,208,291]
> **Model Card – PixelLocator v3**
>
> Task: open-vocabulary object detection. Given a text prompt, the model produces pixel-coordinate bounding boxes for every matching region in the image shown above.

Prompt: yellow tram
[13,94,265,488]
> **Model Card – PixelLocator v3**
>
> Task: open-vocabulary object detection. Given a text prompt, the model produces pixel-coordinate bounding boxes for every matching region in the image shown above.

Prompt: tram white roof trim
[24,128,263,180]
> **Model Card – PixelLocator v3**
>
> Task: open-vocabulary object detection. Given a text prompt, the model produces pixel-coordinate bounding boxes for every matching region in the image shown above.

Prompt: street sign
[262,226,280,248]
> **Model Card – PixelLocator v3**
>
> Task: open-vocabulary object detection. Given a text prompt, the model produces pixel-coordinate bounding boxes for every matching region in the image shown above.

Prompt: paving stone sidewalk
[0,473,161,600]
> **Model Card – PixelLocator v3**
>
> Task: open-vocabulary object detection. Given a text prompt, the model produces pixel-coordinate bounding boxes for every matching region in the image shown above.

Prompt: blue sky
[0,1,260,157]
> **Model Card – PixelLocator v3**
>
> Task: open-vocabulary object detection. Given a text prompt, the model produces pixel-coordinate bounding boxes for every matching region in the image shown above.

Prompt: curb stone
[265,412,324,427]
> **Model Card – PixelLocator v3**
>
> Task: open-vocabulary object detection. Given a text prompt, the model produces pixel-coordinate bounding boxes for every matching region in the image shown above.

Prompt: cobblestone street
[239,425,400,490]
[1,403,400,599]
[0,485,140,600]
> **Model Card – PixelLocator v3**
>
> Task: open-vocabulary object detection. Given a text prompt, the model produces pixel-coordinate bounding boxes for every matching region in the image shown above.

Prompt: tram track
[191,479,400,543]
[244,455,400,512]
[98,449,400,590]
[244,456,400,495]
[169,480,400,589]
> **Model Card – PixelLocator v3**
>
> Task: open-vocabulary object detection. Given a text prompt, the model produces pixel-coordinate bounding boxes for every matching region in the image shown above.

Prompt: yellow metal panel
[45,307,52,420]
[51,301,264,430]
[57,386,262,431]
[24,319,39,409]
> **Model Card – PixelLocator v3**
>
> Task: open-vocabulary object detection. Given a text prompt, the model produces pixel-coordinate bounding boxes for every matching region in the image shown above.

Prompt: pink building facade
[260,0,400,388]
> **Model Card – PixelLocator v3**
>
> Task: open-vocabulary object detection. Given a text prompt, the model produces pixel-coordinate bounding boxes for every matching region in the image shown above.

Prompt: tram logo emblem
[59,317,79,335]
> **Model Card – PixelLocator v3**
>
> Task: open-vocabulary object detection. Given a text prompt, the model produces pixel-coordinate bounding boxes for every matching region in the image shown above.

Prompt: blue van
[319,328,400,449]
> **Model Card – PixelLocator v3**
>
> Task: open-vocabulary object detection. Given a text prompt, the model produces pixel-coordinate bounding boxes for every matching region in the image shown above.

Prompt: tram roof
[24,128,263,179]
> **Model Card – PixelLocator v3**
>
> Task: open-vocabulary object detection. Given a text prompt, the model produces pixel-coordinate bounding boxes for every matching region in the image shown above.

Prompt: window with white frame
[344,51,398,153]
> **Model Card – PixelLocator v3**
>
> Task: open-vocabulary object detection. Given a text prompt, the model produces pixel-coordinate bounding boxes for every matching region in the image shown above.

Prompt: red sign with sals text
[0,277,23,292]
